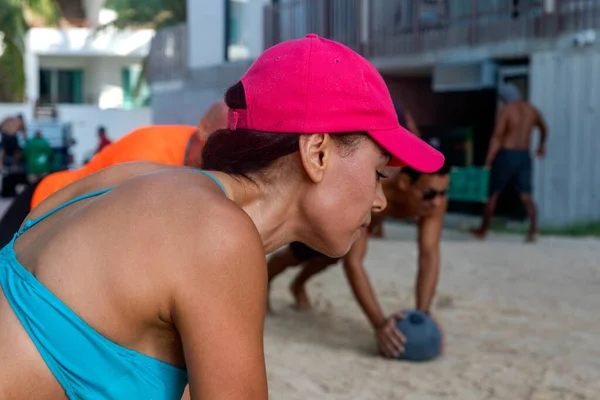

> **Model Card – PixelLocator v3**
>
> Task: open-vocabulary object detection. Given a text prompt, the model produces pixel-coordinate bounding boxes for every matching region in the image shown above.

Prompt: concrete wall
[186,0,270,68]
[0,104,151,167]
[86,56,143,109]
[152,61,251,125]
[242,0,271,57]
[187,0,225,68]
[530,48,600,227]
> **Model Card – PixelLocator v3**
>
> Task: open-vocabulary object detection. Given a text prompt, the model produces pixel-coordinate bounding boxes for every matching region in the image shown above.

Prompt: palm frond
[21,0,61,26]
[0,39,26,101]
[0,0,61,101]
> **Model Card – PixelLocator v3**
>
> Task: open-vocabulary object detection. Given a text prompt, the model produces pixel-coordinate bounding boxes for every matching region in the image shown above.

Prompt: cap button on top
[306,33,319,39]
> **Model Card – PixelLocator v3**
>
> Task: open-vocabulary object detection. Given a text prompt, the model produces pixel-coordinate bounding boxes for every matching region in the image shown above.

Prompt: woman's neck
[216,173,301,254]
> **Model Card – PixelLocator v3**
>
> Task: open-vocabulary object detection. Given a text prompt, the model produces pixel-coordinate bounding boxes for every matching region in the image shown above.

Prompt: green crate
[448,166,490,203]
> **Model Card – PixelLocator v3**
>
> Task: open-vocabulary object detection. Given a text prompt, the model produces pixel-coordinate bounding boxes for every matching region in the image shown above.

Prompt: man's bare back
[485,100,547,168]
[0,117,25,136]
[497,101,543,150]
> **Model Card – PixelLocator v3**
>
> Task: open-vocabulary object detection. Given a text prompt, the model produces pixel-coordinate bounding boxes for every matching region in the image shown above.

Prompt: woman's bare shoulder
[154,175,267,323]
[27,162,176,222]
[132,170,264,272]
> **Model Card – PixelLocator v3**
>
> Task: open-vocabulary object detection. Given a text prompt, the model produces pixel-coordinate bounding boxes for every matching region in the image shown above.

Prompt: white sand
[266,223,600,399]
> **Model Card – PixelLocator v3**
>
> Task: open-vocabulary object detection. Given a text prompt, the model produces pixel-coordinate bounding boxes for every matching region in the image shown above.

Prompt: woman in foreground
[0,34,443,399]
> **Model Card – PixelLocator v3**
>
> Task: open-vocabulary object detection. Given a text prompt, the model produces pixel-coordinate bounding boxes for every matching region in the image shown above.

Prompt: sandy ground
[266,223,600,400]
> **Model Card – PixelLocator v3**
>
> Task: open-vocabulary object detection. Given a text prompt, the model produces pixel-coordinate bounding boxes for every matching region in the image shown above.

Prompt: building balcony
[146,0,600,85]
[264,0,600,59]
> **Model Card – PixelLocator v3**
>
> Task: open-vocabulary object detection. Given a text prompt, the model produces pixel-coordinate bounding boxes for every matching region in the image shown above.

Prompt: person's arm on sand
[342,230,406,358]
[174,207,268,400]
[535,107,548,157]
[415,198,447,313]
[484,107,508,168]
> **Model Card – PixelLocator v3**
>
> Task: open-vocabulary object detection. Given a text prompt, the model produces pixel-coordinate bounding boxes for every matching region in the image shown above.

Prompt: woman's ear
[298,134,334,183]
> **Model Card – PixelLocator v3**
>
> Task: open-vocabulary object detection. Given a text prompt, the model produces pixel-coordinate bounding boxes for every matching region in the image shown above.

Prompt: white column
[244,0,270,57]
[83,0,105,26]
[187,0,226,68]
[24,33,39,104]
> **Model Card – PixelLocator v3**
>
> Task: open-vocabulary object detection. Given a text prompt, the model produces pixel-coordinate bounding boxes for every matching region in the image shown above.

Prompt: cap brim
[369,126,445,173]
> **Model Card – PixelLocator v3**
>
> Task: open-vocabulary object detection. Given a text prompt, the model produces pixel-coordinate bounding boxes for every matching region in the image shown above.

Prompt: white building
[0,0,155,166]
[26,25,154,110]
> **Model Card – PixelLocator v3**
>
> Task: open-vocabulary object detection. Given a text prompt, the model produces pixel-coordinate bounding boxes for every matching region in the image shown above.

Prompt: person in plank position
[267,162,450,358]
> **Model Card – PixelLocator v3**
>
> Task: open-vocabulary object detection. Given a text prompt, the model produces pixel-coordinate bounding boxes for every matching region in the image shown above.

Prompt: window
[38,69,83,104]
[225,0,251,61]
[122,65,151,109]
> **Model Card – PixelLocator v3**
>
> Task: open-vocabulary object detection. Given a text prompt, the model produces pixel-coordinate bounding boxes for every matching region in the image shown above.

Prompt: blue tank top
[0,169,226,399]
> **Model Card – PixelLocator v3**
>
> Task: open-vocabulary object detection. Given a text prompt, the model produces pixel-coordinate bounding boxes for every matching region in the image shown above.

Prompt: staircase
[34,103,58,120]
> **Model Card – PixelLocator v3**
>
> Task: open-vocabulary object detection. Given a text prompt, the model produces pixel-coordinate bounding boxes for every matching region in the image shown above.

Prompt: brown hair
[202,82,365,181]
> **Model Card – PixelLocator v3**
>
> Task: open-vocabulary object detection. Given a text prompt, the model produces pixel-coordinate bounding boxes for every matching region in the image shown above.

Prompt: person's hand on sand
[376,312,406,358]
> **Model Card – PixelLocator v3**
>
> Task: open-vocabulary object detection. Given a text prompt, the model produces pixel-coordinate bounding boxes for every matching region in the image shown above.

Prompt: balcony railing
[264,0,600,59]
[147,23,188,83]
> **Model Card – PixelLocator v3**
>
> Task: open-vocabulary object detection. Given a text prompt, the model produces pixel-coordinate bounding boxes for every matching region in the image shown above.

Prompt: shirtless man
[267,163,450,358]
[471,83,548,242]
[0,114,27,172]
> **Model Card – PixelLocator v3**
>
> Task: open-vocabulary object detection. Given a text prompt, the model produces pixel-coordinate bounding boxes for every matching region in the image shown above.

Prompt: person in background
[0,114,27,173]
[366,102,419,239]
[23,130,53,182]
[31,101,228,210]
[470,83,548,243]
[0,102,228,248]
[266,99,448,359]
[96,126,112,154]
[267,164,450,358]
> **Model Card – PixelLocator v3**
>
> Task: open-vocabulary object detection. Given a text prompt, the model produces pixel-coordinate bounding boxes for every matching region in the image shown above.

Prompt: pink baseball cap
[228,34,444,172]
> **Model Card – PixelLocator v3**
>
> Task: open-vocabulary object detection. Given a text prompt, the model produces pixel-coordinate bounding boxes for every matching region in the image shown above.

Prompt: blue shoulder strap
[195,170,227,196]
[17,188,114,237]
[17,170,224,237]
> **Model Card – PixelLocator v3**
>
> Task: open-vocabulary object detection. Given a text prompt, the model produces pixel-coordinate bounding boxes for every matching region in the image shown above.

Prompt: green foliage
[491,222,600,238]
[0,0,61,101]
[104,0,186,29]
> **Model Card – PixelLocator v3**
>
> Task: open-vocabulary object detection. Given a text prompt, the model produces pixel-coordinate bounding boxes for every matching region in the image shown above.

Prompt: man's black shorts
[489,149,532,195]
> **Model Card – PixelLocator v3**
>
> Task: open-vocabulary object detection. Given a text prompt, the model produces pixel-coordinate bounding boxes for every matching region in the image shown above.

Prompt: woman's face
[298,135,389,258]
